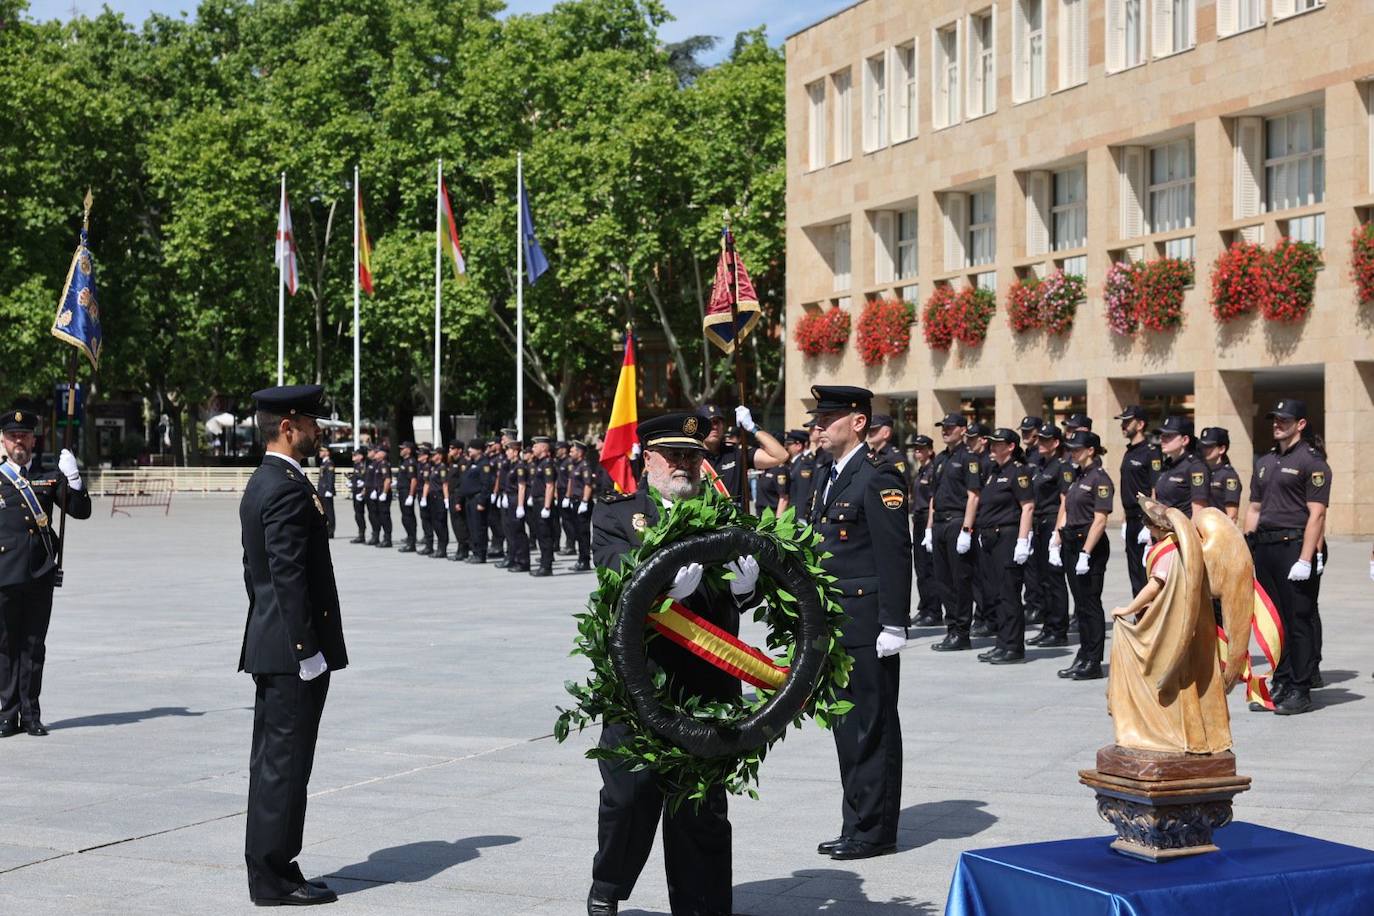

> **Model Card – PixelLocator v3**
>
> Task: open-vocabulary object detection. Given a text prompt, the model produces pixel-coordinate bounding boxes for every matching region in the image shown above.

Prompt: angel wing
[1193,507,1256,693]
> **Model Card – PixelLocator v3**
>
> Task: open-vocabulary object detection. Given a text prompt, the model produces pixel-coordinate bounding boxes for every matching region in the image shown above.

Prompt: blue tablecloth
[946,822,1374,916]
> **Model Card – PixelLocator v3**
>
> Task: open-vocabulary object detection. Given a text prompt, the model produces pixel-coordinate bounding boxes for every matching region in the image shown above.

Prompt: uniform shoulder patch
[1311,471,1326,488]
[1096,484,1110,499]
[1190,472,1204,487]
[600,491,634,504]
[880,487,905,509]
[895,461,906,473]
[1151,458,1162,471]
[1017,475,1030,489]
[800,469,812,479]
[1063,470,1074,483]
[1225,477,1238,491]
[968,462,979,474]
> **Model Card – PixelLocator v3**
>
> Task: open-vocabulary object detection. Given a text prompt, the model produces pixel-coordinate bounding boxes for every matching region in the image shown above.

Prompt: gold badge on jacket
[1226,478,1238,491]
[1017,475,1030,489]
[1311,471,1325,488]
[631,512,648,532]
[1151,459,1162,471]
[1190,472,1204,487]
[880,488,905,509]
[312,493,325,515]
[1097,484,1110,498]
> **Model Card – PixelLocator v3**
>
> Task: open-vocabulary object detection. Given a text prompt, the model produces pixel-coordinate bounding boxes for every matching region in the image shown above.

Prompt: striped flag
[276,182,299,295]
[600,333,638,493]
[703,227,761,354]
[439,178,465,278]
[357,182,374,295]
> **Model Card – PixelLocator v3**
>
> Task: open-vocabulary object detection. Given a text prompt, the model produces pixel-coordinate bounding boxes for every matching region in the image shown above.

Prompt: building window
[1059,0,1088,88]
[1265,107,1324,212]
[1285,214,1324,248]
[969,190,996,266]
[832,222,851,291]
[1148,139,1195,233]
[873,211,896,284]
[1274,0,1324,19]
[1107,0,1145,72]
[1163,236,1195,260]
[897,209,918,280]
[1051,166,1086,251]
[1015,0,1046,102]
[1060,255,1087,276]
[934,24,961,128]
[832,69,852,162]
[806,80,827,171]
[1218,0,1264,36]
[968,10,996,117]
[892,42,918,142]
[899,283,919,302]
[863,53,888,152]
[1153,0,1195,57]
[975,270,997,291]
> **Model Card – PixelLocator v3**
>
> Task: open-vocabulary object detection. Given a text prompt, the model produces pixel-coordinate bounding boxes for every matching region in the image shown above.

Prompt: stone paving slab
[0,497,1369,913]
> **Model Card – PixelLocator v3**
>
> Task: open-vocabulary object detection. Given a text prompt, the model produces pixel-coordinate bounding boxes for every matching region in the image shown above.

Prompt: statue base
[1079,745,1251,862]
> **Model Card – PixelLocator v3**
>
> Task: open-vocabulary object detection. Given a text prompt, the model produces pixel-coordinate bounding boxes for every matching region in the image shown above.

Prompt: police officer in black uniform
[420,446,439,555]
[369,445,394,548]
[587,411,758,916]
[1152,416,1209,519]
[237,386,347,906]
[1115,405,1162,596]
[865,414,907,481]
[314,446,336,539]
[786,429,818,518]
[755,441,790,514]
[567,440,594,571]
[347,447,368,544]
[364,446,382,545]
[1063,413,1093,436]
[1019,416,1044,467]
[530,436,558,577]
[462,442,490,563]
[1017,416,1045,624]
[446,440,469,561]
[556,441,576,555]
[807,385,912,861]
[1199,427,1242,521]
[907,434,942,627]
[964,423,995,637]
[0,410,92,738]
[1054,430,1113,681]
[425,445,448,559]
[1026,425,1070,648]
[1244,399,1330,715]
[925,414,980,651]
[489,434,513,559]
[396,442,420,553]
[499,440,530,572]
[974,429,1035,664]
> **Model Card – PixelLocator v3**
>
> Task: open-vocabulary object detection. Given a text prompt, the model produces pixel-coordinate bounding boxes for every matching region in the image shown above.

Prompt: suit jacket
[0,460,92,587]
[810,449,913,648]
[592,490,740,703]
[239,454,348,674]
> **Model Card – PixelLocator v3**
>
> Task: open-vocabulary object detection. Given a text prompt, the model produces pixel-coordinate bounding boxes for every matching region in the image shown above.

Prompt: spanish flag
[357,182,374,295]
[702,227,760,354]
[600,333,638,494]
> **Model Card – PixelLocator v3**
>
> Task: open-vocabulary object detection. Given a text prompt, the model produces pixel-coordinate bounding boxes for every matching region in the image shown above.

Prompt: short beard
[648,469,700,501]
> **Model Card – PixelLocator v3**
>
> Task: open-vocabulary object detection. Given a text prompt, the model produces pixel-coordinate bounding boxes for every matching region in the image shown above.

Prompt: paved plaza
[0,497,1370,914]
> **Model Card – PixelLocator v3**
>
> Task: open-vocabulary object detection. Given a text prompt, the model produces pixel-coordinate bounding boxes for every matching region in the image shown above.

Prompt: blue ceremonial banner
[52,201,103,370]
[519,175,549,285]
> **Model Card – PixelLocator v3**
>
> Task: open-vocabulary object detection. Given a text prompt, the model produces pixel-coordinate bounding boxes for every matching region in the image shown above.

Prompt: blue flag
[52,207,103,370]
[519,175,549,285]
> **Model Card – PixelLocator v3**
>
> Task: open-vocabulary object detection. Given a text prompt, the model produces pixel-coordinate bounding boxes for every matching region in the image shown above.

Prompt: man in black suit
[586,411,761,916]
[808,385,912,861]
[239,384,348,907]
[0,409,92,738]
[314,446,335,539]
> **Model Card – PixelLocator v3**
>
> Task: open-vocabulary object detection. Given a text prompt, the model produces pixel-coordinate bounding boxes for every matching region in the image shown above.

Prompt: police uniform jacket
[532,457,556,508]
[238,455,348,674]
[756,464,789,513]
[1208,463,1242,511]
[788,452,819,517]
[398,455,418,498]
[810,448,913,649]
[1064,461,1115,529]
[315,458,335,497]
[0,460,92,586]
[348,461,366,500]
[1120,440,1162,517]
[1154,452,1209,515]
[1250,441,1331,529]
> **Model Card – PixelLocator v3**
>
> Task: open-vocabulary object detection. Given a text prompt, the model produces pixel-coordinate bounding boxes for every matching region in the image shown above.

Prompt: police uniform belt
[1248,527,1304,544]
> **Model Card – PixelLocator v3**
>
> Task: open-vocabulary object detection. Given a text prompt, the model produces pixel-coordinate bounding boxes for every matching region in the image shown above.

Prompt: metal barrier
[110,477,174,516]
[87,466,263,498]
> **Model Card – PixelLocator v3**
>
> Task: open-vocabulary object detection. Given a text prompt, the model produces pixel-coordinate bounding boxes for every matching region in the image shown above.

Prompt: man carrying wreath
[586,410,762,916]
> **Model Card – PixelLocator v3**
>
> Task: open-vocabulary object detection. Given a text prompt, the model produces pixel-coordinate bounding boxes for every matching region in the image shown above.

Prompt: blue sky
[24,0,853,59]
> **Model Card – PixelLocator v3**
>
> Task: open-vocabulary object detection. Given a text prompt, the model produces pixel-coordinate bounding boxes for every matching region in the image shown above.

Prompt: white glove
[1315,553,1324,576]
[324,491,333,498]
[1287,559,1311,582]
[562,497,572,509]
[921,527,933,552]
[1368,559,1374,583]
[1048,548,1063,569]
[875,626,907,658]
[516,506,525,520]
[541,507,551,519]
[1120,523,1127,543]
[735,405,757,434]
[499,494,509,509]
[1137,526,1152,546]
[420,498,427,508]
[667,562,704,600]
[298,651,328,682]
[724,555,760,596]
[579,501,590,514]
[956,530,972,554]
[1075,552,1091,576]
[405,495,414,506]
[630,442,641,459]
[354,493,363,502]
[58,448,82,489]
[1013,538,1031,565]
[370,490,379,500]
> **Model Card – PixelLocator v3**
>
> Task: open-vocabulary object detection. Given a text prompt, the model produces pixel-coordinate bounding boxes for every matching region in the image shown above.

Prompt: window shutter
[1013,0,1027,101]
[1152,0,1174,56]
[1368,82,1374,194]
[965,17,977,117]
[1120,147,1146,238]
[1234,116,1263,219]
[945,193,969,270]
[863,59,876,152]
[954,18,964,123]
[874,211,896,283]
[1026,172,1050,256]
[1273,0,1294,17]
[1106,0,1124,73]
[1072,1,1088,84]
[1216,0,1236,35]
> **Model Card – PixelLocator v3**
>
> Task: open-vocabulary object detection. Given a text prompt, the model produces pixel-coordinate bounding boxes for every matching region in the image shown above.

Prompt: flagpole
[56,189,93,586]
[353,164,361,449]
[277,172,286,386]
[433,158,443,447]
[515,152,525,441]
[724,217,750,512]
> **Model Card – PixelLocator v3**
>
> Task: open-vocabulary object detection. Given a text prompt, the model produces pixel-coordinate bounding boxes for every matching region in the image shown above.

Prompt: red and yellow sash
[649,599,788,691]
[699,458,733,497]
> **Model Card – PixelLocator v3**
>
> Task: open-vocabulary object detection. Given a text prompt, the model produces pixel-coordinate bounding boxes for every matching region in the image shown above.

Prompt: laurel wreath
[553,485,853,810]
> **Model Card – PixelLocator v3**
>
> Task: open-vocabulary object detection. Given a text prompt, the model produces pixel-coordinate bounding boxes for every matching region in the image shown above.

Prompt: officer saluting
[808,386,912,861]
[0,410,92,738]
[238,385,347,906]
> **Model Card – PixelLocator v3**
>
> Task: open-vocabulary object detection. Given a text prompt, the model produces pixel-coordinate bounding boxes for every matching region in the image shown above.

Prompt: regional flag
[519,175,549,285]
[439,179,466,278]
[276,181,299,295]
[51,191,103,370]
[703,227,760,354]
[357,183,375,295]
[600,333,638,494]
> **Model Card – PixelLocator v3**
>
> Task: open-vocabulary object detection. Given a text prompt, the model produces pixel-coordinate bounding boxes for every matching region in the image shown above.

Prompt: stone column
[1324,360,1374,536]
[1087,377,1139,429]
[997,383,1044,430]
[1193,368,1255,490]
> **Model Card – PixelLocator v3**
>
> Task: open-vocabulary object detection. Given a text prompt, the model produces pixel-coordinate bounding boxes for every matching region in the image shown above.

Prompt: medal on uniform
[312,493,325,516]
[631,512,647,532]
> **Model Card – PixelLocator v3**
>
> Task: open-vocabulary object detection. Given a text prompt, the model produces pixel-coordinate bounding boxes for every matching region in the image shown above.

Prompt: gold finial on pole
[82,188,93,232]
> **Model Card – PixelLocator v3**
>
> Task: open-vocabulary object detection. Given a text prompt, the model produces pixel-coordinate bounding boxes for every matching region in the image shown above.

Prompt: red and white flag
[276,181,299,295]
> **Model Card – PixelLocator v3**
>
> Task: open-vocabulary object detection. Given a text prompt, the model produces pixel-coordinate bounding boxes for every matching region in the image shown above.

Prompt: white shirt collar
[829,442,867,480]
[265,450,304,475]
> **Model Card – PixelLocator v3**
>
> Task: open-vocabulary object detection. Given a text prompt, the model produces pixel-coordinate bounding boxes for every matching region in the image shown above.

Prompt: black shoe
[418,546,432,556]
[816,835,850,854]
[1310,670,1324,689]
[1025,609,1044,625]
[507,563,530,573]
[931,634,972,652]
[349,536,365,544]
[23,719,48,736]
[494,559,510,568]
[466,556,486,564]
[1035,633,1069,648]
[0,719,19,738]
[379,538,392,548]
[489,550,505,560]
[1274,689,1313,716]
[530,568,552,577]
[1026,630,1050,646]
[431,550,447,560]
[828,839,896,860]
[970,623,993,638]
[977,648,999,662]
[989,650,1026,665]
[1070,662,1104,681]
[1057,659,1087,679]
[252,883,338,906]
[367,537,379,546]
[397,544,415,553]
[586,889,618,916]
[573,561,591,572]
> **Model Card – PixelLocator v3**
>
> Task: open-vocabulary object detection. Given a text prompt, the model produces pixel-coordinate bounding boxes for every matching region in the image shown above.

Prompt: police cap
[1,409,38,433]
[985,427,1020,443]
[1266,399,1307,420]
[1114,405,1149,422]
[808,385,873,416]
[1153,415,1194,438]
[870,413,894,428]
[1198,426,1230,447]
[936,413,968,428]
[1064,429,1106,453]
[251,384,329,419]
[1019,415,1044,431]
[637,412,709,452]
[1064,413,1093,430]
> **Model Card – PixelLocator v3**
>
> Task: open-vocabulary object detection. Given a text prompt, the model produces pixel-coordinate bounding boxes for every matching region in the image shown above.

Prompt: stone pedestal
[1079,745,1252,862]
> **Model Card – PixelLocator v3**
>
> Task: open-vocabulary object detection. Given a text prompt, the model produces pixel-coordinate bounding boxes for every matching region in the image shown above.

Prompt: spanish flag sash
[698,458,733,497]
[649,599,788,691]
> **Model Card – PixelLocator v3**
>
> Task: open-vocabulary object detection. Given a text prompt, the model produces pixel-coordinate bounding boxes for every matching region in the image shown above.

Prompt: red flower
[1209,241,1267,322]
[1352,222,1374,304]
[794,306,851,356]
[856,298,915,365]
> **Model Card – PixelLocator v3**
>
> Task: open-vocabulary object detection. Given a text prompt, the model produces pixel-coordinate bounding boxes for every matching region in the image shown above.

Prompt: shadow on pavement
[625,868,937,915]
[1312,688,1364,710]
[1314,669,1359,687]
[48,706,215,729]
[898,798,997,849]
[324,834,520,894]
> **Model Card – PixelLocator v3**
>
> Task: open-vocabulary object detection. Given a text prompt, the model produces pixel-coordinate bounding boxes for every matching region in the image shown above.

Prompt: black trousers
[574,507,592,564]
[1032,517,1069,638]
[503,503,530,566]
[419,498,434,549]
[1124,514,1149,597]
[535,510,556,572]
[320,497,335,538]
[1252,537,1321,691]
[970,540,987,627]
[352,496,366,538]
[465,496,488,559]
[832,646,901,845]
[978,528,1025,654]
[932,518,975,638]
[1061,528,1109,664]
[400,497,418,546]
[488,501,505,555]
[1021,522,1044,620]
[0,579,55,722]
[592,723,731,914]
[450,502,469,552]
[378,499,392,538]
[245,671,330,900]
[429,501,448,553]
[561,504,577,550]
[366,498,380,540]
[912,519,943,619]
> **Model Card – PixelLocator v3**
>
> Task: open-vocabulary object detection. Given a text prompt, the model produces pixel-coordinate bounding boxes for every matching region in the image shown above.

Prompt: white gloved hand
[354,493,363,502]
[735,405,757,433]
[875,626,907,658]
[921,527,933,552]
[1013,538,1031,565]
[1315,553,1325,576]
[956,530,972,554]
[541,507,551,519]
[562,497,572,509]
[1075,552,1091,576]
[579,501,590,514]
[405,495,414,506]
[1048,548,1063,569]
[1287,559,1311,582]
[58,448,82,489]
[420,498,427,508]
[1368,559,1374,583]
[1120,523,1127,543]
[499,494,509,509]
[724,555,760,596]
[516,506,525,520]
[324,491,333,498]
[630,442,641,459]
[370,489,379,500]
[1137,526,1152,546]
[298,651,328,682]
[667,562,704,600]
